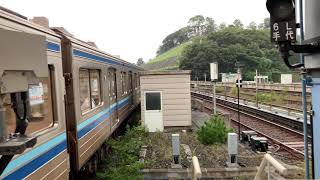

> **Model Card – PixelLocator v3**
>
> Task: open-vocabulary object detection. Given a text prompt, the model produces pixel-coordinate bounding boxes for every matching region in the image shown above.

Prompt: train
[0,7,142,179]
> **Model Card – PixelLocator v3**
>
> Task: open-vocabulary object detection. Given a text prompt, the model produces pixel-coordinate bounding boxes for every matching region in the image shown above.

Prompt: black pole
[311,110,315,179]
[237,86,240,140]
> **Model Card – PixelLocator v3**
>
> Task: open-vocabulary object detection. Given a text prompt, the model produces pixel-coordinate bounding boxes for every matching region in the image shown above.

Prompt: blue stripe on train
[77,97,129,138]
[1,133,67,176]
[47,42,60,52]
[45,42,136,69]
[2,96,130,179]
[73,49,134,68]
[4,140,67,180]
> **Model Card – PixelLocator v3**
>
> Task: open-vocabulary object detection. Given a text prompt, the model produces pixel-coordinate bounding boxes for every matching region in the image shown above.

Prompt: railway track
[191,91,311,159]
[193,86,311,114]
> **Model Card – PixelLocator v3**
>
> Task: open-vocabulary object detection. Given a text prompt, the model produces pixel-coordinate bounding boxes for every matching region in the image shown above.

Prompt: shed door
[144,91,163,132]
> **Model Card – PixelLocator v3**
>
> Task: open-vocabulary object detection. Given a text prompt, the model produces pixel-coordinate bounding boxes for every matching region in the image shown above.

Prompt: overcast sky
[1,0,269,63]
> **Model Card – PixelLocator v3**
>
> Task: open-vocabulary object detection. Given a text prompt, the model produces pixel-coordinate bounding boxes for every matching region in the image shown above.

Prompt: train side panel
[0,8,141,179]
[0,11,69,178]
[70,44,138,169]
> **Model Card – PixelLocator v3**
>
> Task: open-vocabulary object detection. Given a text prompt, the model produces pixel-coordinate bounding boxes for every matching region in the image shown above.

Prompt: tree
[204,17,217,34]
[136,58,144,66]
[157,15,217,55]
[233,19,244,28]
[218,22,227,30]
[247,22,257,30]
[156,27,190,55]
[258,18,270,29]
[179,26,290,81]
[188,15,206,37]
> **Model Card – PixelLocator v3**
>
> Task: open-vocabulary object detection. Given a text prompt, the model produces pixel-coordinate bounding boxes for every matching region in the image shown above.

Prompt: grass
[147,42,190,64]
[158,65,179,71]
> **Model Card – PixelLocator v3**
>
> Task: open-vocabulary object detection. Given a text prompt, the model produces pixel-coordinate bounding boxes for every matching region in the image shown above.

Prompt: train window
[121,71,127,95]
[134,73,138,89]
[137,74,140,88]
[129,71,132,92]
[89,70,101,108]
[79,69,101,113]
[5,66,55,135]
[108,72,112,97]
[120,72,123,94]
[108,70,116,97]
[79,69,91,112]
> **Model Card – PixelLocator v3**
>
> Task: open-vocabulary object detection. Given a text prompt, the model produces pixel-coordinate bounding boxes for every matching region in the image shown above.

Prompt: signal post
[266,0,320,178]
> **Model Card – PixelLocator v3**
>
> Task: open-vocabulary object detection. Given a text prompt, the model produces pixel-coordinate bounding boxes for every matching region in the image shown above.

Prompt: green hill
[142,42,190,70]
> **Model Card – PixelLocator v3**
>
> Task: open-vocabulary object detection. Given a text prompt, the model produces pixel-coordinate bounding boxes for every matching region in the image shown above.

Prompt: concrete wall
[140,74,192,127]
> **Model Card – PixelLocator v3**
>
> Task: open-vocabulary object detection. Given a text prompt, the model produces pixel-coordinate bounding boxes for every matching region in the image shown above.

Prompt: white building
[281,74,292,84]
[140,70,192,132]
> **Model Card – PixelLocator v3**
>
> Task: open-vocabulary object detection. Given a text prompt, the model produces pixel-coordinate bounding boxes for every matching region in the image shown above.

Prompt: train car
[0,7,141,179]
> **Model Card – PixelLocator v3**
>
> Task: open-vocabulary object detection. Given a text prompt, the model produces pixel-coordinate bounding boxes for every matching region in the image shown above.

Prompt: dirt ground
[142,129,305,179]
[143,131,263,169]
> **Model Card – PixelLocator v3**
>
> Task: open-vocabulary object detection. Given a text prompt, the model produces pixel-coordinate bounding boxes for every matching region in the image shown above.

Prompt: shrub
[197,114,233,145]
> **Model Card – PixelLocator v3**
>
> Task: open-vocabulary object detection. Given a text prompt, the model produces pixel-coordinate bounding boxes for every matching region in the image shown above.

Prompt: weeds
[230,87,238,96]
[215,86,224,93]
[97,125,147,180]
[255,92,283,103]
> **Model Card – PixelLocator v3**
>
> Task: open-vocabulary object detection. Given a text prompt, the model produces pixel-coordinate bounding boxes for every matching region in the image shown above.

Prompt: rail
[191,91,311,158]
[192,89,311,119]
[191,81,312,93]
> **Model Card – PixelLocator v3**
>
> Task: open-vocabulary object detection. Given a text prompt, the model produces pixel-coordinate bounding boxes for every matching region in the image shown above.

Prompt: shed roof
[139,70,191,76]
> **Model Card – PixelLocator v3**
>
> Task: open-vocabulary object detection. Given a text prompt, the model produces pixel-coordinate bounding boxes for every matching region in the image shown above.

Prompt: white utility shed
[140,70,192,132]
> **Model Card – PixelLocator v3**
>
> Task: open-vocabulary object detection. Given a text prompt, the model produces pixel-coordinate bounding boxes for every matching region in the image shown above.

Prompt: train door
[108,68,118,129]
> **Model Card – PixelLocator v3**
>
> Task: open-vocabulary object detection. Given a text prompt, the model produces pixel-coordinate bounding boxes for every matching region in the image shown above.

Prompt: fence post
[192,156,201,180]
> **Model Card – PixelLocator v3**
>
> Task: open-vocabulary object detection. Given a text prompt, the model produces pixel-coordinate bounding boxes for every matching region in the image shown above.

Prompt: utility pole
[213,81,216,114]
[235,62,243,140]
[224,82,227,100]
[210,63,218,115]
[237,83,240,139]
[236,79,242,140]
[255,69,258,107]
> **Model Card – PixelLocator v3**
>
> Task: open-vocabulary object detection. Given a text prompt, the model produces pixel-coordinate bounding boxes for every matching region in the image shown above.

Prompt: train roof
[0,6,143,71]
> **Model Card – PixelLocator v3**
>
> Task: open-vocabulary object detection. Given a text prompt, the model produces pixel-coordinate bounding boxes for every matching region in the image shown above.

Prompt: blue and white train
[0,6,141,179]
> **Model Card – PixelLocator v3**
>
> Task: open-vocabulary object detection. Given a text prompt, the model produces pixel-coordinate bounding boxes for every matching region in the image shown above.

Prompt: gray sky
[1,0,269,63]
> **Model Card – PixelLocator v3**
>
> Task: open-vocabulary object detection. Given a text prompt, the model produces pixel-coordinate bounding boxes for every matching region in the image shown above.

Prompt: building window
[79,69,101,113]
[145,92,161,110]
